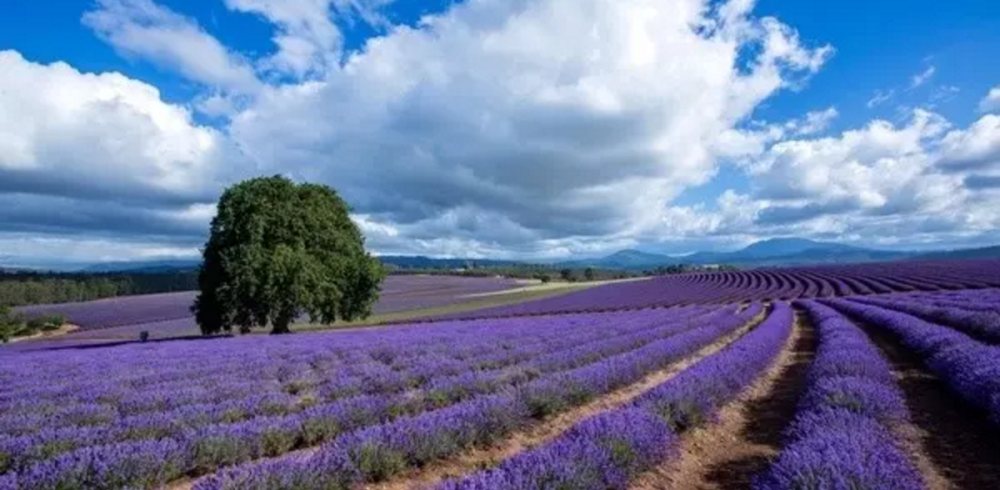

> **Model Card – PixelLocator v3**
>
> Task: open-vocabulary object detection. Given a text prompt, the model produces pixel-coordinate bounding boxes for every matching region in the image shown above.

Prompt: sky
[1,0,1000,268]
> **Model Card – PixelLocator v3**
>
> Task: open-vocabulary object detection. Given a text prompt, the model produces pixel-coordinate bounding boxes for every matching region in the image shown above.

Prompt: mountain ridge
[46,238,1000,273]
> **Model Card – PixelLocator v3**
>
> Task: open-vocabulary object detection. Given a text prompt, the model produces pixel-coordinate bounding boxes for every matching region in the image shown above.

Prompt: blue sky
[1,0,1000,267]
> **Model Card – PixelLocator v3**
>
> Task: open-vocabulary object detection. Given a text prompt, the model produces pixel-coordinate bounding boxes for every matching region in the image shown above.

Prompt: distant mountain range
[557,238,916,270]
[82,259,202,273]
[37,238,1000,274]
[912,245,1000,261]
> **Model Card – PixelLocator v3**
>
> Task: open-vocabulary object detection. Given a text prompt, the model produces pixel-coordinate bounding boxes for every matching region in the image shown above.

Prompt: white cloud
[7,0,1000,264]
[736,109,1000,242]
[787,107,838,136]
[980,85,1000,113]
[0,50,241,239]
[229,0,831,257]
[867,89,895,108]
[0,234,199,269]
[747,109,953,205]
[910,65,936,88]
[928,85,960,105]
[83,0,261,92]
[223,0,344,78]
[938,114,1000,172]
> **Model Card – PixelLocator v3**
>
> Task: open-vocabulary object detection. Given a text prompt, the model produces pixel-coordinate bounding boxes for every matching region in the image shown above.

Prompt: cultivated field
[2,261,999,490]
[8,275,529,348]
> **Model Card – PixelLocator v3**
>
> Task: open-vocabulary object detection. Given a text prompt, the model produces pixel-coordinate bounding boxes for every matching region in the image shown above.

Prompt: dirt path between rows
[364,311,769,490]
[867,327,1000,490]
[628,310,816,490]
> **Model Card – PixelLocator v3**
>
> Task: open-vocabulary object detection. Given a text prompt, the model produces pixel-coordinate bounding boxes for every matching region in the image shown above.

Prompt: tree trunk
[271,318,292,335]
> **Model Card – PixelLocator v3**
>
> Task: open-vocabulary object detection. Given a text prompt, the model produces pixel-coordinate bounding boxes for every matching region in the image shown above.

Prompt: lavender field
[442,259,1000,319]
[2,263,1000,489]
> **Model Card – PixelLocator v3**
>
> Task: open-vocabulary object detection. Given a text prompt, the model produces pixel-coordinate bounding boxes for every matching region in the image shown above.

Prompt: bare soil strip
[628,310,816,490]
[363,310,769,490]
[865,327,1000,490]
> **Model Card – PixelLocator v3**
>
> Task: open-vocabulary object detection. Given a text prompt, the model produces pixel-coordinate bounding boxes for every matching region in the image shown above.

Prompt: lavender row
[824,299,1000,425]
[435,303,793,490]
[188,305,764,490]
[754,301,923,490]
[1,308,717,474]
[850,292,1000,344]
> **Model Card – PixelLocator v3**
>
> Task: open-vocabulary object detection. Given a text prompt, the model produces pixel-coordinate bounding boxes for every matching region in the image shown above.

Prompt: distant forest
[0,271,198,307]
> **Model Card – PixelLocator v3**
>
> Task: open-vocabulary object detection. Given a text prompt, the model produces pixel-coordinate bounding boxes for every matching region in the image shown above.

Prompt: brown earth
[866,326,1000,490]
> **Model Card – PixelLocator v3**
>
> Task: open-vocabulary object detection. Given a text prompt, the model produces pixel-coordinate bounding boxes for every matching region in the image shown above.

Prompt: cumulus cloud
[737,109,1000,243]
[228,0,831,256]
[7,0,999,264]
[83,0,261,92]
[223,0,351,78]
[0,50,243,247]
[938,114,1000,172]
[980,86,1000,113]
[645,106,1000,250]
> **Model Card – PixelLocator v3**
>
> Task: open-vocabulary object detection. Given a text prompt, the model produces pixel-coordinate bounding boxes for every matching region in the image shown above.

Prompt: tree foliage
[559,268,575,282]
[0,306,64,343]
[193,176,385,335]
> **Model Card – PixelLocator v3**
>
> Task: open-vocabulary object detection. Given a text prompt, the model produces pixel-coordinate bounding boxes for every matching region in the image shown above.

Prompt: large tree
[193,176,385,335]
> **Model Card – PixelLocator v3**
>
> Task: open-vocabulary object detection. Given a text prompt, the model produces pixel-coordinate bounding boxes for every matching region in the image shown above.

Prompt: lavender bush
[824,298,1000,424]
[754,301,924,490]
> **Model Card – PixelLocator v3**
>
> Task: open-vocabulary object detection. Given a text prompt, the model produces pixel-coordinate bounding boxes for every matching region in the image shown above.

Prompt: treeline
[0,271,198,307]
[387,264,635,281]
[386,263,739,282]
[0,306,65,343]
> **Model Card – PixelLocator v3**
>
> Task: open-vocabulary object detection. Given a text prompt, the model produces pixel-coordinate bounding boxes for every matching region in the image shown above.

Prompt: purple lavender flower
[754,424,924,490]
[438,409,674,490]
[755,301,924,490]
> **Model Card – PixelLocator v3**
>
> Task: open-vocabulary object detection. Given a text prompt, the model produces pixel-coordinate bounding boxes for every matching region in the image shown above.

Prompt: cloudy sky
[2,0,1000,267]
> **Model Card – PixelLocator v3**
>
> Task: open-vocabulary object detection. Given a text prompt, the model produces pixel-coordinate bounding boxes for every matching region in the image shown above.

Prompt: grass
[290,280,619,332]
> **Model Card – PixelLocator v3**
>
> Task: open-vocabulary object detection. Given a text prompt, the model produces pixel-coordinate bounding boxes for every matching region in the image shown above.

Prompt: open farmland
[9,275,525,346]
[1,262,1000,490]
[442,259,1000,319]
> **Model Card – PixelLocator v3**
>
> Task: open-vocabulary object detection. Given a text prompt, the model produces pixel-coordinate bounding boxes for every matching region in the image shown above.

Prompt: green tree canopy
[193,176,385,335]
